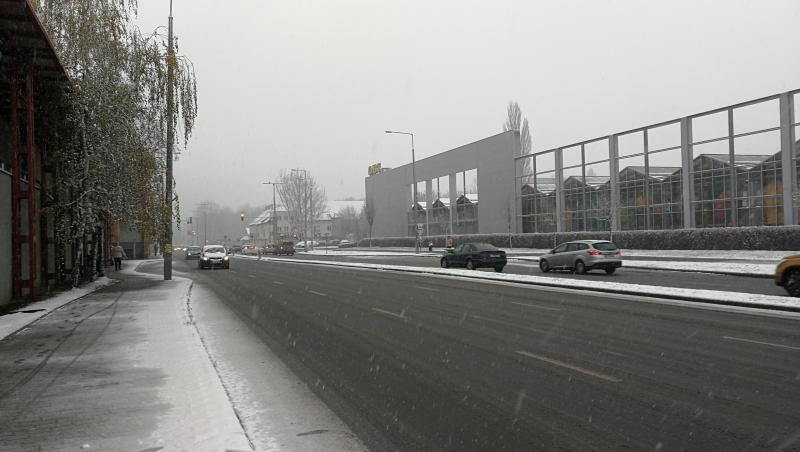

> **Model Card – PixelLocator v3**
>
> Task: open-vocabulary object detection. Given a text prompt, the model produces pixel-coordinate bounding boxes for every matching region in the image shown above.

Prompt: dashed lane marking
[371,307,406,320]
[723,336,800,351]
[515,350,622,383]
[509,301,561,311]
[470,314,549,334]
[272,281,284,285]
[412,285,440,292]
[308,290,328,297]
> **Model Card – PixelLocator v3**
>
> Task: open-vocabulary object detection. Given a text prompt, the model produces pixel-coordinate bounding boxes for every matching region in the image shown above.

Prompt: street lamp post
[263,181,284,248]
[386,130,421,253]
[163,0,176,280]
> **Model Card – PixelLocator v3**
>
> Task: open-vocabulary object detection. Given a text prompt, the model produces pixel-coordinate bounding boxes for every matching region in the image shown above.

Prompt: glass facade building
[516,91,799,233]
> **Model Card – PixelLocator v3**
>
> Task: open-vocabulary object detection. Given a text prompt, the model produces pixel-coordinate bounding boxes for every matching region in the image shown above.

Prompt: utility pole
[163,0,175,280]
[197,201,211,245]
[263,181,284,247]
[291,169,309,250]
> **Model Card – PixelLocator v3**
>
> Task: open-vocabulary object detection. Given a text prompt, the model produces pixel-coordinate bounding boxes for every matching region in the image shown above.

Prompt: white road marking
[308,290,328,297]
[248,275,256,278]
[515,350,622,383]
[470,315,549,334]
[371,307,405,320]
[603,350,629,358]
[412,285,440,292]
[272,281,284,285]
[723,336,800,351]
[509,301,561,311]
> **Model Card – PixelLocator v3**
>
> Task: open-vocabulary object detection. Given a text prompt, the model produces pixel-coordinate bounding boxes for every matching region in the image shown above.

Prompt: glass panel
[618,155,647,230]
[584,139,609,164]
[618,131,645,157]
[562,146,583,169]
[733,98,779,134]
[536,151,556,174]
[692,111,729,143]
[647,122,681,152]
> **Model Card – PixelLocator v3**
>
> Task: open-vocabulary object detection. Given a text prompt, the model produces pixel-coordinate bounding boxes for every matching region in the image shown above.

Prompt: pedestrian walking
[111,242,127,271]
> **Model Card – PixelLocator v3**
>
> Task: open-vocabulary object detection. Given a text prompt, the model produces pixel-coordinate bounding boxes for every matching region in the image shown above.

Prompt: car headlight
[223,256,229,260]
[202,256,208,260]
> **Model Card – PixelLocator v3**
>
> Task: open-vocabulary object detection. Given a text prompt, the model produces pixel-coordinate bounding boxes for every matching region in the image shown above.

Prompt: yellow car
[774,255,800,297]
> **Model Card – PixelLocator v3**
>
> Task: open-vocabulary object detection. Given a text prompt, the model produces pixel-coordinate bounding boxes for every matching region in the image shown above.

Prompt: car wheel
[494,265,504,273]
[785,269,800,297]
[440,257,450,268]
[466,259,475,270]
[605,267,616,275]
[574,260,586,274]
[539,259,551,273]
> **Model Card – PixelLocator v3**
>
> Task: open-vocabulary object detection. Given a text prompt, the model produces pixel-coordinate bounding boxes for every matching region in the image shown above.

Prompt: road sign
[416,223,423,232]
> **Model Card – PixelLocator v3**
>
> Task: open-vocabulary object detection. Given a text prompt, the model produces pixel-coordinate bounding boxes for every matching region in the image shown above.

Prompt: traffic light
[240,212,245,221]
[187,216,192,224]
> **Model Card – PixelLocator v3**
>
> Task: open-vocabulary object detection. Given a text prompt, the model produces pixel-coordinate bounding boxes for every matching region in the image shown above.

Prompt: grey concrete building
[365,131,521,238]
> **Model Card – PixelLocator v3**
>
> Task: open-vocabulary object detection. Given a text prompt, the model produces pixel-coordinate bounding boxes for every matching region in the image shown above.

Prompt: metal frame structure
[516,90,800,233]
[9,65,36,297]
[2,0,70,301]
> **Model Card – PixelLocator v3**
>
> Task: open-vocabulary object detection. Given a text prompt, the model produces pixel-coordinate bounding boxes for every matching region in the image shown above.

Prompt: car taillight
[588,250,602,256]
[615,249,621,256]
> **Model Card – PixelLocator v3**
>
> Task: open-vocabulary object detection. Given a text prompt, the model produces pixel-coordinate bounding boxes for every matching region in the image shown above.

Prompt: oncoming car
[539,240,622,275]
[198,245,230,269]
[440,242,507,272]
[185,246,202,260]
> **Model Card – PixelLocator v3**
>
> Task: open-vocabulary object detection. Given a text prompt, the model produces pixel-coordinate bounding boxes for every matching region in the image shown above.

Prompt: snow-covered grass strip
[511,256,776,277]
[337,247,793,262]
[244,256,800,312]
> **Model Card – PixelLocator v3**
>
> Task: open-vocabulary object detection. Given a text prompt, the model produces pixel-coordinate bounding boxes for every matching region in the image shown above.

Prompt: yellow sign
[164,244,173,253]
[368,163,382,176]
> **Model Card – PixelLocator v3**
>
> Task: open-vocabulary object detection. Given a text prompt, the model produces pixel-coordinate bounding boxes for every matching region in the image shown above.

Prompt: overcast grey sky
[135,0,800,211]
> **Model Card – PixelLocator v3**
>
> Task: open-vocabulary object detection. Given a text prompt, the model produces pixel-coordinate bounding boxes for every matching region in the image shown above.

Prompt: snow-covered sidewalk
[0,260,253,451]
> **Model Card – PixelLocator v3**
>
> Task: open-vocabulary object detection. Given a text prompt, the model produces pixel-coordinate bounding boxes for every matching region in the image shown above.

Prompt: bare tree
[503,100,533,171]
[363,198,375,247]
[595,189,616,242]
[276,170,327,246]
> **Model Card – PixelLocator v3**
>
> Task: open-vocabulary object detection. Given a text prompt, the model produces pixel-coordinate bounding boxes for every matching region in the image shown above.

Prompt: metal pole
[411,133,420,254]
[163,0,174,280]
[386,130,420,253]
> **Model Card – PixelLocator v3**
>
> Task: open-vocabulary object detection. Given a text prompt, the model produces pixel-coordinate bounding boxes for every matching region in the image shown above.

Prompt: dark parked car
[440,242,507,272]
[275,241,295,256]
[539,240,622,274]
[185,246,202,260]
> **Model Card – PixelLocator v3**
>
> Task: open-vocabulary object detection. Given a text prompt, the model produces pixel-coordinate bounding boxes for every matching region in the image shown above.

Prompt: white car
[199,245,230,269]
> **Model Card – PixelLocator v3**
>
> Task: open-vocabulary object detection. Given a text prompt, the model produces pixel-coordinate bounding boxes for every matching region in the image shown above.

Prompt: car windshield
[188,247,201,252]
[205,247,224,253]
[593,242,617,251]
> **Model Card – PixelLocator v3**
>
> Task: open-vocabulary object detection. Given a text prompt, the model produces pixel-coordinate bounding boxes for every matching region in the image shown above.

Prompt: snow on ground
[315,247,794,261]
[511,256,776,277]
[0,276,116,341]
[252,256,800,311]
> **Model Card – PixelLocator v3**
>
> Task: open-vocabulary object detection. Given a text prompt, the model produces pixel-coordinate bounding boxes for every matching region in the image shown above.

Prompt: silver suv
[539,240,622,275]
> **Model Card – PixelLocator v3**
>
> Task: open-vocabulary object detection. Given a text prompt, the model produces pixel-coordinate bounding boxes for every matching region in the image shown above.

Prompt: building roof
[699,154,774,170]
[0,0,69,82]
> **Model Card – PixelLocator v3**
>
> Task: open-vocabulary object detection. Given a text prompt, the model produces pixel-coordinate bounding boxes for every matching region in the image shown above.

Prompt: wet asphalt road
[178,255,800,452]
[282,251,788,297]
